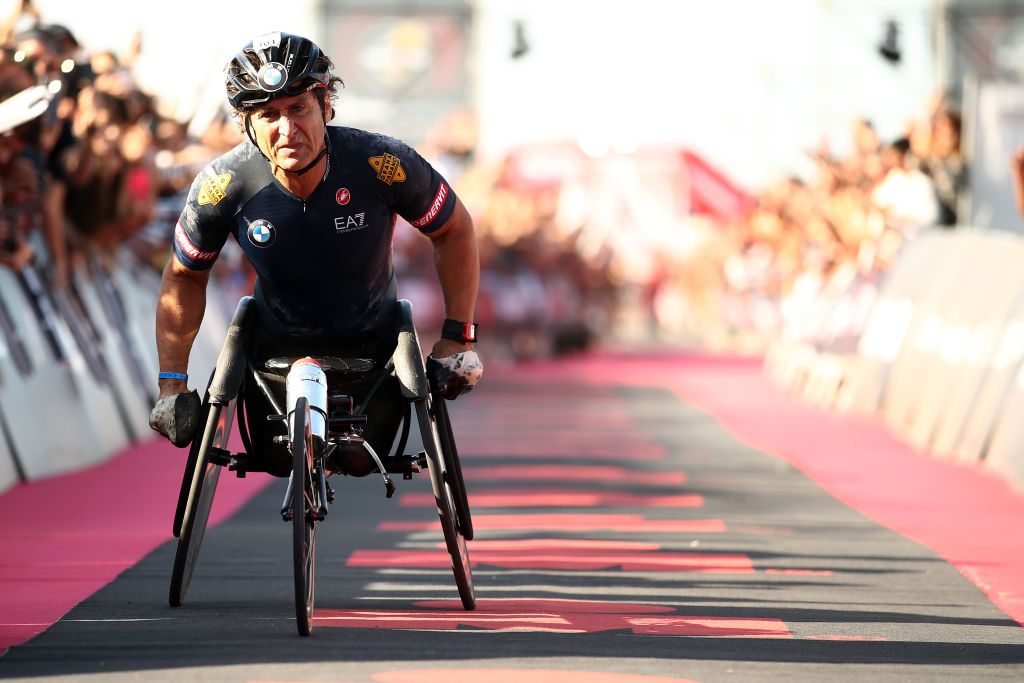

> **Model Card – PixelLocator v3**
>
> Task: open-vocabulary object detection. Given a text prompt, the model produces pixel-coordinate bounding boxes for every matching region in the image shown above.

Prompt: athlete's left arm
[427,195,479,358]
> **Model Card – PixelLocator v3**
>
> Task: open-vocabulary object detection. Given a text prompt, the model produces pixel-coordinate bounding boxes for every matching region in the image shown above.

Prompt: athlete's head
[224,32,342,114]
[224,32,344,174]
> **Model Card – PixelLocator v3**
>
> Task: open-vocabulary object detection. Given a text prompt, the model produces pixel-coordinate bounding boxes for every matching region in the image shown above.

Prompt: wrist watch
[441,318,478,343]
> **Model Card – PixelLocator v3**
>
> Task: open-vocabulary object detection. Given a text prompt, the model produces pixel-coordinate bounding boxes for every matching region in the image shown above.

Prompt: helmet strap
[243,113,266,159]
[291,140,328,176]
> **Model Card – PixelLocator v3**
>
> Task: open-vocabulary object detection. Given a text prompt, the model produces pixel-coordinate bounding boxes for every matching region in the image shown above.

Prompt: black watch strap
[441,318,478,343]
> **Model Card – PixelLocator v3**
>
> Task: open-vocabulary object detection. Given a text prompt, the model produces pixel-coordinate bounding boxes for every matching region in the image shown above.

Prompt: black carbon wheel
[169,399,234,607]
[432,393,473,540]
[291,397,317,636]
[416,397,475,609]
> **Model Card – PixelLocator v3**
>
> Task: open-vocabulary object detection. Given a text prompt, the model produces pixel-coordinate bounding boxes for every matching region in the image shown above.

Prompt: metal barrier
[767,227,1024,489]
[0,250,228,493]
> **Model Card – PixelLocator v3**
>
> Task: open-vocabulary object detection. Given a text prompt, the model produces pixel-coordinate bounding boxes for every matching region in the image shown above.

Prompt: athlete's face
[249,90,331,171]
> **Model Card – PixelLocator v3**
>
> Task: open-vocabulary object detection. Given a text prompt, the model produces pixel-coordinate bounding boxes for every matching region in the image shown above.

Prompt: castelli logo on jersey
[247,219,276,248]
[336,187,351,205]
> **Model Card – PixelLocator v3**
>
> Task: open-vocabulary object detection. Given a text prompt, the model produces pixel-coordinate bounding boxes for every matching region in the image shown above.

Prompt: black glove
[427,351,483,400]
[149,390,202,448]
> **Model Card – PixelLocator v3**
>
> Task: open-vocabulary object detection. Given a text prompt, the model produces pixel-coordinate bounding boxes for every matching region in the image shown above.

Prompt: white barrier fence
[0,252,228,493]
[766,227,1024,490]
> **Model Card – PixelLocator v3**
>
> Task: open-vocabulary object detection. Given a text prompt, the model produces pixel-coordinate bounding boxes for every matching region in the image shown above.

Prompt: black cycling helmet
[224,32,330,110]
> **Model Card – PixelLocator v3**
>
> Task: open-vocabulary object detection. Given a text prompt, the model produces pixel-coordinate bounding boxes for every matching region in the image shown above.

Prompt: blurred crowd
[411,96,971,356]
[0,2,973,360]
[399,132,622,359]
[712,96,967,352]
[0,1,239,291]
[0,3,613,361]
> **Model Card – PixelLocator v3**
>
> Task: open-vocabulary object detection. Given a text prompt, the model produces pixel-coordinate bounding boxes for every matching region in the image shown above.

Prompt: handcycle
[167,296,474,636]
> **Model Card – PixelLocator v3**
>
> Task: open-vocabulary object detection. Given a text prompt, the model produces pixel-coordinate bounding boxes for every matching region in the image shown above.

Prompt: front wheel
[292,396,317,636]
[169,399,234,607]
[416,397,475,609]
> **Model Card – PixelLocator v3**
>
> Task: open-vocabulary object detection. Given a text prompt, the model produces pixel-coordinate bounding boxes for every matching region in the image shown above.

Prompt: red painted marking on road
[0,436,273,652]
[400,490,703,508]
[371,669,700,683]
[461,421,638,433]
[462,415,636,427]
[418,598,673,613]
[314,599,789,638]
[459,443,666,460]
[489,352,1024,627]
[457,432,654,446]
[462,465,686,486]
[459,423,638,434]
[379,514,725,533]
[454,538,662,551]
[347,548,753,572]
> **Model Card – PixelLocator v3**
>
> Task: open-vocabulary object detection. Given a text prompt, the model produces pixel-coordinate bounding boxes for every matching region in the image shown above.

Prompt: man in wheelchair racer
[148,32,483,477]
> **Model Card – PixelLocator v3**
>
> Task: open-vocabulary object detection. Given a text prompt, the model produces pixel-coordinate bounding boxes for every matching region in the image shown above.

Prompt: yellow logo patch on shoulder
[368,153,407,185]
[197,172,233,206]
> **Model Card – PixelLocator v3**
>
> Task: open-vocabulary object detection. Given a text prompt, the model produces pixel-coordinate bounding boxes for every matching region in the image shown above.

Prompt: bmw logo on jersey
[247,219,276,248]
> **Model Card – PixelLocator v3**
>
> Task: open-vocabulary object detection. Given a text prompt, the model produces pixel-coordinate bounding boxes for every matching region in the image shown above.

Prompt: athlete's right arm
[155,160,235,399]
[150,158,236,446]
[155,255,211,400]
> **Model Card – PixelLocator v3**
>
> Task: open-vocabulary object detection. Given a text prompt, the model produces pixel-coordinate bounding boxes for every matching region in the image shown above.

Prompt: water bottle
[286,357,327,444]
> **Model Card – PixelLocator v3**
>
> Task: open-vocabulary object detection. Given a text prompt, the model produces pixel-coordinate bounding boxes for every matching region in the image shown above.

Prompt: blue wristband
[159,371,188,382]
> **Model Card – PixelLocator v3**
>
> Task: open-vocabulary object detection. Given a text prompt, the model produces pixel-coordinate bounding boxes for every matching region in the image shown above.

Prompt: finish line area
[1,351,1023,682]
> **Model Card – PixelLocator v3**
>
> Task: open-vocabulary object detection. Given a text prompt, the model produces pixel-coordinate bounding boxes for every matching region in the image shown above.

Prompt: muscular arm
[155,255,211,398]
[428,196,479,356]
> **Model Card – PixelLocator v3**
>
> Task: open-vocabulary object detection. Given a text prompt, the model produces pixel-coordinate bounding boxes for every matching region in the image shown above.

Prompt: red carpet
[497,352,1024,628]
[0,437,272,653]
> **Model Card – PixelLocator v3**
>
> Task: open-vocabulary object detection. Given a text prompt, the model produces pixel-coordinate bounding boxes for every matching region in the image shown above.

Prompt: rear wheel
[416,397,475,609]
[169,398,234,607]
[292,397,317,636]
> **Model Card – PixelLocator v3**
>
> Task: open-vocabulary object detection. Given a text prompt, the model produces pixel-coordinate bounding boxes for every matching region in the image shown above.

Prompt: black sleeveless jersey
[172,126,457,344]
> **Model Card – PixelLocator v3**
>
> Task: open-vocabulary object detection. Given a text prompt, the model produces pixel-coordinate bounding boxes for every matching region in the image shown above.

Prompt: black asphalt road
[2,378,1024,682]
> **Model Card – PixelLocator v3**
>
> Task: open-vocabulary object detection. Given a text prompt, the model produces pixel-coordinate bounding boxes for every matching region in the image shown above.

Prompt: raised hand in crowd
[1011,143,1024,219]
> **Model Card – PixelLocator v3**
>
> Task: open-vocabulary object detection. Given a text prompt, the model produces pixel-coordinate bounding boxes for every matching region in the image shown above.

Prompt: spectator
[871,137,940,236]
[924,108,967,226]
[1011,142,1024,220]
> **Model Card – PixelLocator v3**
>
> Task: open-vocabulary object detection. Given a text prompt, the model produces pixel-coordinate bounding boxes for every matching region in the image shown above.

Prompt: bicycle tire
[416,397,475,609]
[431,393,473,541]
[292,397,317,636]
[173,371,215,538]
[169,399,234,607]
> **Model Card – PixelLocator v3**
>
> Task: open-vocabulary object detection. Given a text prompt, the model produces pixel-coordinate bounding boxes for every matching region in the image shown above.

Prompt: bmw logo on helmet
[247,219,276,248]
[257,62,287,91]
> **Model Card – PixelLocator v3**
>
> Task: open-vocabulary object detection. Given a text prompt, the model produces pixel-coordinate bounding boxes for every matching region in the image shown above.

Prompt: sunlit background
[3,0,1024,358]
[28,0,941,185]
